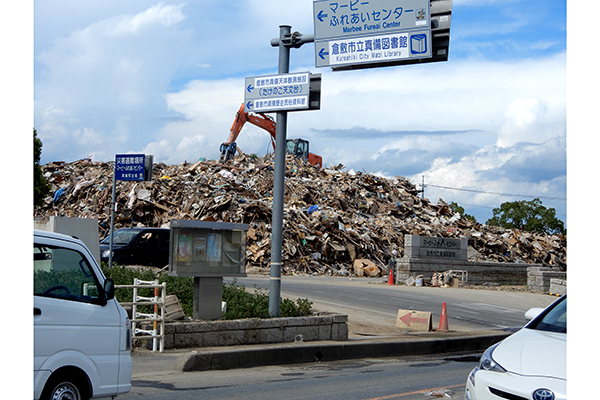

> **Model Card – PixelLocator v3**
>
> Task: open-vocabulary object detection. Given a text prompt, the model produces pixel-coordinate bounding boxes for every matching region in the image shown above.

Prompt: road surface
[229,275,556,335]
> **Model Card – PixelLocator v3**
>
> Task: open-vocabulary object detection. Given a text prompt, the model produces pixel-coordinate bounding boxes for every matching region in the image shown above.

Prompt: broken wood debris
[35,154,566,276]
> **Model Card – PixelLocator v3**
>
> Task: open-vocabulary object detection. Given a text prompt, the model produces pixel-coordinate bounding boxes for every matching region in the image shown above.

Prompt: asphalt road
[229,275,556,333]
[122,352,479,400]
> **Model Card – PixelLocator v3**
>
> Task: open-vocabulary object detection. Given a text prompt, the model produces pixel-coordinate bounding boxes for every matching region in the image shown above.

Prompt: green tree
[34,128,51,207]
[448,202,477,223]
[486,198,565,235]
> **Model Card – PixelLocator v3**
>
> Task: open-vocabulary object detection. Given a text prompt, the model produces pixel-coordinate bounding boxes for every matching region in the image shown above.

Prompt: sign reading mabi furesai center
[313,0,432,68]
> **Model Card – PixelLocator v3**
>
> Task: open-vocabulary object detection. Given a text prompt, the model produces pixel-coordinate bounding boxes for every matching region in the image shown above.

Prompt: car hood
[494,327,566,379]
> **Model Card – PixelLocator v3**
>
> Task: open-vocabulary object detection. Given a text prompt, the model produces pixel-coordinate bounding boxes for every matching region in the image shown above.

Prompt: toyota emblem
[532,389,555,400]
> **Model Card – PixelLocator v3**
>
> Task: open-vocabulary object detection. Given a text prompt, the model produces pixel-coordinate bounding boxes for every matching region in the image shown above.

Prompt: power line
[424,183,566,201]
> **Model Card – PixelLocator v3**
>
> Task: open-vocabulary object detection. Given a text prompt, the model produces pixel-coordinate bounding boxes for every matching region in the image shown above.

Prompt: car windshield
[528,296,566,334]
[100,230,138,245]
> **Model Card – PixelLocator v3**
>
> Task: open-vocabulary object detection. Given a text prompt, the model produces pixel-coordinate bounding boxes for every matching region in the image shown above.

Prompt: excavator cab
[286,138,322,168]
[286,139,309,162]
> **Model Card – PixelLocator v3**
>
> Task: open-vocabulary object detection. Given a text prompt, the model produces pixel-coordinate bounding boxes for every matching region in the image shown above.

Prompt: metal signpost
[108,154,153,267]
[248,1,450,317]
[257,25,316,317]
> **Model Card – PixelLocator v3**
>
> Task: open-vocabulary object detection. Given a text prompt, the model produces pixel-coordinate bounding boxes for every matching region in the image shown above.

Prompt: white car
[34,230,132,400]
[465,294,566,400]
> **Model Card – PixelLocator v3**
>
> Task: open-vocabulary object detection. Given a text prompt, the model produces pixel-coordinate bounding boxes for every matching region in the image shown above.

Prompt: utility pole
[268,25,314,317]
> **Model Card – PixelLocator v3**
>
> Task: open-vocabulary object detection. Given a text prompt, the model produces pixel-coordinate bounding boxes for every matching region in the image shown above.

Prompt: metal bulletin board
[168,220,249,278]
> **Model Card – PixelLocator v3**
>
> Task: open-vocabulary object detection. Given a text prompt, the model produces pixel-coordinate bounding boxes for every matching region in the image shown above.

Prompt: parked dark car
[100,228,170,267]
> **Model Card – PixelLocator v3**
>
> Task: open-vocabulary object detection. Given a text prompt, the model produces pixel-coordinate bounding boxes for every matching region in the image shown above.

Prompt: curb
[174,332,511,372]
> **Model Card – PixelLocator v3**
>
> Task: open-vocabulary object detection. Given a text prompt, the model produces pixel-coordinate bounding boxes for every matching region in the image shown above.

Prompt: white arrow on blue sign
[244,72,311,113]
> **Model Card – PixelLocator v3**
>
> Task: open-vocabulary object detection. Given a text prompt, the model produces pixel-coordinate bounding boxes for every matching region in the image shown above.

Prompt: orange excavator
[219,103,323,168]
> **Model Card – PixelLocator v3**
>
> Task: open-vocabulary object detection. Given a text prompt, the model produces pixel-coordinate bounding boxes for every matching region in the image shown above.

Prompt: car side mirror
[525,307,544,321]
[104,278,115,302]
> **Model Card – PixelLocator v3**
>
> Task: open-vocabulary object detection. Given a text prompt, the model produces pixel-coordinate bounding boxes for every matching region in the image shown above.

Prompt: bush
[222,280,313,319]
[222,280,270,319]
[101,264,312,319]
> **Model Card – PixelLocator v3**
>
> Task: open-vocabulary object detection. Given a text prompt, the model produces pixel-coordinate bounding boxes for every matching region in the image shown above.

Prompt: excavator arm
[220,104,277,162]
[220,103,323,168]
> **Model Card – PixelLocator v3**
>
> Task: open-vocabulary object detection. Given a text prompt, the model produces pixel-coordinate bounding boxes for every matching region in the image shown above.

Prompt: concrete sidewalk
[130,329,511,375]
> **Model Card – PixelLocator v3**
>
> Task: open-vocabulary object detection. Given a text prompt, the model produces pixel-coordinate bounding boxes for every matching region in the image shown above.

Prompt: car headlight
[469,342,506,388]
[102,249,112,258]
[479,342,506,373]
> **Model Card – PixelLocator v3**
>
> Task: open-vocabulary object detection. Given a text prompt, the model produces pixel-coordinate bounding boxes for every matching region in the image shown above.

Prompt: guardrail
[116,279,166,352]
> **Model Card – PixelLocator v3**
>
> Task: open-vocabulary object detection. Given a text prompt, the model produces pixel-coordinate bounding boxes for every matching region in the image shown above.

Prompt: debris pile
[35,155,567,275]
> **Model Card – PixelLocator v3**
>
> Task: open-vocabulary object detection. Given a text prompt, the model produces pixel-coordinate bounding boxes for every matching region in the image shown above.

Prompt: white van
[34,230,132,400]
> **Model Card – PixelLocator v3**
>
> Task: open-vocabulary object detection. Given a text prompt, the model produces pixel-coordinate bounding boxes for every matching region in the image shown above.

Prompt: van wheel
[42,372,89,400]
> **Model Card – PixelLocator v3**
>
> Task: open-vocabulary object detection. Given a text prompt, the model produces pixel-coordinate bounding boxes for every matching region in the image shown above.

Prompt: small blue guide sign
[115,154,147,181]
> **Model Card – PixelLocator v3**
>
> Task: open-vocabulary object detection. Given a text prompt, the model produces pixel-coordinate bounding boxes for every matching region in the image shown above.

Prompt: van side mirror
[104,278,115,302]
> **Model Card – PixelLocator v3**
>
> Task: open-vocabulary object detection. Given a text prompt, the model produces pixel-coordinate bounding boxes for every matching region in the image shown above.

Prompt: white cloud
[104,3,186,36]
[497,96,550,147]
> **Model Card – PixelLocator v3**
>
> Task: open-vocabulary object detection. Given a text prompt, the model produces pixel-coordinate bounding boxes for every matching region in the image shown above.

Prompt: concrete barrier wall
[396,258,566,293]
[396,258,533,286]
[528,267,567,293]
[139,314,349,350]
[549,278,567,296]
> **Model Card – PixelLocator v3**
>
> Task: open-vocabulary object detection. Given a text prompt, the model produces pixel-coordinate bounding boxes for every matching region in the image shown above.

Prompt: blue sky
[31,0,567,226]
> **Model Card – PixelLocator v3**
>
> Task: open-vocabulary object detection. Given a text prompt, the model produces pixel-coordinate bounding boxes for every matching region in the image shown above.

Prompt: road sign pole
[269,25,292,317]
[108,154,153,268]
[108,170,116,268]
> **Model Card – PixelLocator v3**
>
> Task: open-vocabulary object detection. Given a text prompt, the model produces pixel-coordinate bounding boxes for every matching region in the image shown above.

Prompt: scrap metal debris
[34,154,566,275]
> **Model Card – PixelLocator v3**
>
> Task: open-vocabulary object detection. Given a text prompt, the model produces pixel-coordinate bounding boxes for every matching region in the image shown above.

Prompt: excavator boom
[220,103,322,168]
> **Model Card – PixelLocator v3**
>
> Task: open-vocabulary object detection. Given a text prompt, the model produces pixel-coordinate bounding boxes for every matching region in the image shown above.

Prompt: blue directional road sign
[244,72,311,113]
[313,0,433,68]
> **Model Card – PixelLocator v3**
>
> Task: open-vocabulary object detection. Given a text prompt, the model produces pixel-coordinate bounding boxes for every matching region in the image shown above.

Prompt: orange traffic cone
[438,302,449,331]
[387,269,394,285]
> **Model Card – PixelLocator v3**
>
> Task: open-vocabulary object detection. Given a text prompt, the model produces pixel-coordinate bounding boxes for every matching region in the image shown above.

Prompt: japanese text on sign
[327,3,421,28]
[256,75,307,98]
[256,75,308,87]
[326,30,428,66]
[254,97,307,111]
[314,0,430,40]
[424,250,458,259]
[115,154,145,181]
[245,72,311,112]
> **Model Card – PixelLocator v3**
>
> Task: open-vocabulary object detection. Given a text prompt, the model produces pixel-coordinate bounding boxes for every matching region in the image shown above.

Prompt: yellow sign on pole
[396,309,433,332]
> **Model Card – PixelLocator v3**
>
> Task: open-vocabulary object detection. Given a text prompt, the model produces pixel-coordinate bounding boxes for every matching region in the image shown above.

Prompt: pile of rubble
[34,154,567,276]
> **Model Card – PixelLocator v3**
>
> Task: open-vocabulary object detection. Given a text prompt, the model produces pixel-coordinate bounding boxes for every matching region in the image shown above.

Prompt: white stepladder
[117,278,166,352]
